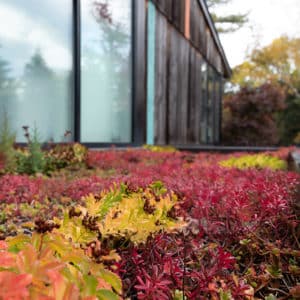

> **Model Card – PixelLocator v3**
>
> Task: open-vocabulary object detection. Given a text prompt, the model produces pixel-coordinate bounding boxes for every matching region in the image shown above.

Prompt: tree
[20,50,58,140]
[0,54,16,114]
[206,0,248,33]
[231,36,300,90]
[222,84,285,146]
[230,36,300,144]
[81,1,132,142]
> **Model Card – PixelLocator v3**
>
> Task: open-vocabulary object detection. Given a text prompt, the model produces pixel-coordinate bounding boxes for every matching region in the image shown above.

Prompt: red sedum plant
[0,147,299,299]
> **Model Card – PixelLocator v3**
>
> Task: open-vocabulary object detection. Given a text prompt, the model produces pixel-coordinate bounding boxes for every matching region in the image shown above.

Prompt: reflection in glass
[213,75,223,144]
[0,0,73,142]
[200,61,208,143]
[81,0,132,143]
[207,66,214,144]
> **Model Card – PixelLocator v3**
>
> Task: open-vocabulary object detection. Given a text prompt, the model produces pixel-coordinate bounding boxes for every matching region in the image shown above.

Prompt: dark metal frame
[72,0,146,148]
[132,0,147,146]
[73,0,81,142]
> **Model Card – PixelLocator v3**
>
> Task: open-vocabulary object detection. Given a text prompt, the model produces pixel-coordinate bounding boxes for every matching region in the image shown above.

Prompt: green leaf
[96,289,119,300]
[174,289,184,300]
[83,275,98,295]
[7,234,31,253]
[265,294,277,300]
[220,290,232,300]
[98,268,122,294]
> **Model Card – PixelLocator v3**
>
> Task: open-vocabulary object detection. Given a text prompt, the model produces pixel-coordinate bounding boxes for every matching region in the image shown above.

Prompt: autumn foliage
[222,83,286,146]
[0,148,299,299]
[229,36,300,145]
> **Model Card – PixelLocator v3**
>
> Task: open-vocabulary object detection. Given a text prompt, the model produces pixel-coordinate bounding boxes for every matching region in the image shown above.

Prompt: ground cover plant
[0,145,299,299]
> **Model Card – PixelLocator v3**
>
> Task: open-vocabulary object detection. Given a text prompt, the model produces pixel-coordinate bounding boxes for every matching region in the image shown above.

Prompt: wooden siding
[152,0,226,76]
[188,47,203,143]
[154,11,168,144]
[168,27,189,144]
[150,0,225,145]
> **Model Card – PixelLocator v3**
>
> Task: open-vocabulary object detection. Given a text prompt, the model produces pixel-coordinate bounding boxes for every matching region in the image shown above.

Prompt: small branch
[268,287,289,296]
[292,227,300,249]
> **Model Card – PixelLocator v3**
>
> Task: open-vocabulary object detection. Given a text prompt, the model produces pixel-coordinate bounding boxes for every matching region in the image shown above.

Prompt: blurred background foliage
[207,1,300,146]
[222,36,300,146]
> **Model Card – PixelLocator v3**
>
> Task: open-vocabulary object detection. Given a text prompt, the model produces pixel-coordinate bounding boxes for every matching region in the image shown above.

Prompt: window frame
[73,0,146,147]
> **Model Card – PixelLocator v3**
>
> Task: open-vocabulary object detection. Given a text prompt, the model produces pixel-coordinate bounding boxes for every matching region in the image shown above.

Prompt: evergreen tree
[206,0,248,33]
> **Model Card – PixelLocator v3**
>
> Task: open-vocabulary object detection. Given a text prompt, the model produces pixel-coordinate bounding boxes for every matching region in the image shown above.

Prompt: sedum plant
[143,144,177,153]
[55,183,184,245]
[45,142,88,172]
[219,154,287,170]
[0,112,16,173]
[97,187,182,243]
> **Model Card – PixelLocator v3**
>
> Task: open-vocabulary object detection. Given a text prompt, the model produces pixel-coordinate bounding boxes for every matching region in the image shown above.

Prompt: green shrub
[16,126,45,175]
[143,144,177,152]
[45,143,87,170]
[0,112,16,173]
[219,154,287,170]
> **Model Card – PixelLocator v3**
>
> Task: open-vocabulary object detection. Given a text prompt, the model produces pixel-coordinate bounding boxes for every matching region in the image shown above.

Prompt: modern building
[0,0,230,147]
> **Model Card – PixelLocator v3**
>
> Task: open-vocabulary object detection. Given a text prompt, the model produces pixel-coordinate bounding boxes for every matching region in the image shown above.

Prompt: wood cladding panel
[168,27,189,144]
[172,0,185,34]
[190,0,200,49]
[206,29,215,66]
[213,76,222,143]
[188,48,203,144]
[149,2,225,145]
[152,0,172,20]
[151,0,225,76]
[154,12,168,144]
[198,9,207,55]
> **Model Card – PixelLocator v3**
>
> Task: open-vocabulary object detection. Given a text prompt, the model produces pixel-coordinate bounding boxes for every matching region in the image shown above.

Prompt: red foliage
[0,175,43,204]
[222,83,286,146]
[0,152,5,171]
[1,149,299,299]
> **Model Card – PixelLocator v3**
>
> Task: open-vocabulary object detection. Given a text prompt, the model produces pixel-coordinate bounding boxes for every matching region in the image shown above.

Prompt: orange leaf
[0,271,32,299]
[0,252,15,268]
[0,241,8,250]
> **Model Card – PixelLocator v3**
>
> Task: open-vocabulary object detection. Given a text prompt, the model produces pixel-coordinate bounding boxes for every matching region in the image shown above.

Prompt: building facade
[0,0,230,146]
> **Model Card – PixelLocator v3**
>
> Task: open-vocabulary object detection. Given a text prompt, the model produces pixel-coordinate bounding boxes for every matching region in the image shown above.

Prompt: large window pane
[207,66,214,144]
[81,0,132,143]
[200,61,208,143]
[0,0,73,142]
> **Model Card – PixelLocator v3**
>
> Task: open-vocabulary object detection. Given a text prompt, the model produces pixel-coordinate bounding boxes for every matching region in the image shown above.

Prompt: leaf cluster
[0,112,16,173]
[56,183,184,245]
[219,154,287,170]
[0,232,121,299]
[206,0,248,33]
[0,149,299,299]
[222,83,286,146]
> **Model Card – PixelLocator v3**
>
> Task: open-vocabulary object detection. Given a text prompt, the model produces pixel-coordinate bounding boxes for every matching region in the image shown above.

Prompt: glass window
[80,0,132,143]
[0,0,73,142]
[214,75,223,144]
[200,61,208,143]
[207,65,214,144]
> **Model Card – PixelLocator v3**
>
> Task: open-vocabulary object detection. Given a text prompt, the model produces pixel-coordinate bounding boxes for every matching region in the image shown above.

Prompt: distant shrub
[0,112,16,173]
[222,83,285,146]
[15,126,45,175]
[143,144,177,153]
[219,154,287,170]
[45,142,87,172]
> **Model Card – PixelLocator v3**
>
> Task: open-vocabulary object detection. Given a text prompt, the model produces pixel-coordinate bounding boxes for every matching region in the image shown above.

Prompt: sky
[213,0,300,67]
[0,0,73,73]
